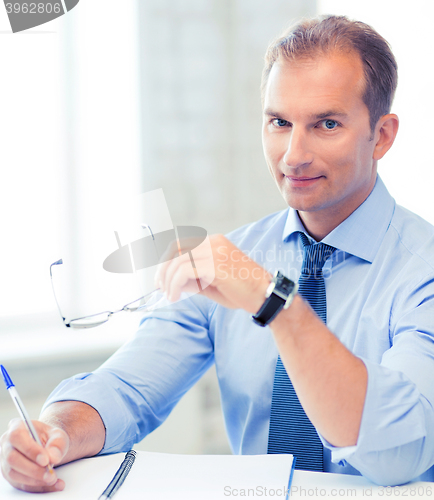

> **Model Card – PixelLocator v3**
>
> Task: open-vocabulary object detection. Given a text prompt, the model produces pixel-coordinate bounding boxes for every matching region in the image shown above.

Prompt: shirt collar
[282,175,396,263]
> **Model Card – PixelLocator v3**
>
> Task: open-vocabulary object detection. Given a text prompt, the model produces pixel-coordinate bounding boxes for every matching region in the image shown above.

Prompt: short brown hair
[261,15,398,132]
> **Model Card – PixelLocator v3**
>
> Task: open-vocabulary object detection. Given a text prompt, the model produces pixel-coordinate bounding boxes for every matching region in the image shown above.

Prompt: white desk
[291,470,433,498]
[0,452,432,499]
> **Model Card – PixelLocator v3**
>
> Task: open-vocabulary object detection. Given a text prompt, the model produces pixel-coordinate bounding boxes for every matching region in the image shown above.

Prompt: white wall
[137,0,316,235]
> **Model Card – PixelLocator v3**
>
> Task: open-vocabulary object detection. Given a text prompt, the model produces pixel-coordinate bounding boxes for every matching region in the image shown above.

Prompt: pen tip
[1,365,15,390]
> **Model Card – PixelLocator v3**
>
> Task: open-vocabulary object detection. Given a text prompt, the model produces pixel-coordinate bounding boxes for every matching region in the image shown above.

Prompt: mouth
[284,175,323,187]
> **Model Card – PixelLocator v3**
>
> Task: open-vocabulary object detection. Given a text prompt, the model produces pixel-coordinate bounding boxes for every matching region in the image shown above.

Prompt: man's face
[262,52,378,227]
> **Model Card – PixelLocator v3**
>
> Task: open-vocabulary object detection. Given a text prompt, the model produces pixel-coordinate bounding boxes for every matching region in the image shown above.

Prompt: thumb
[44,427,70,466]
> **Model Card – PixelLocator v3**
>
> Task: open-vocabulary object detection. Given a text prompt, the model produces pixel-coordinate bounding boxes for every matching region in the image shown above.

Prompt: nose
[283,126,313,169]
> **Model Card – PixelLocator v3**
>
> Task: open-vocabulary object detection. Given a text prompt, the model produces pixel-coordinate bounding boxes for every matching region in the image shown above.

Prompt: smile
[284,176,323,187]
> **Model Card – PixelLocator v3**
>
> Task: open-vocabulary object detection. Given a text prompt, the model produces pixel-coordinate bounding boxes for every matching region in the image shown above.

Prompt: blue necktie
[267,232,336,471]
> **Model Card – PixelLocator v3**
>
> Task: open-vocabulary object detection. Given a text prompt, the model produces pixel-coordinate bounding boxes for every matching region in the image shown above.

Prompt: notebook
[56,451,295,500]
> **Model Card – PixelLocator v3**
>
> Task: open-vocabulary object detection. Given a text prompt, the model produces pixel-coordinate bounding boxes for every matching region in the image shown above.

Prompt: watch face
[276,276,294,294]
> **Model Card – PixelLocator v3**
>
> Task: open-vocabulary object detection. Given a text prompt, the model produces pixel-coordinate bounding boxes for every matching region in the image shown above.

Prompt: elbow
[362,468,416,487]
[348,440,432,487]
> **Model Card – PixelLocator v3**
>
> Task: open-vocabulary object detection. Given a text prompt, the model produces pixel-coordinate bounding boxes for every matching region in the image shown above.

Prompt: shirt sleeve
[321,276,434,486]
[42,294,215,454]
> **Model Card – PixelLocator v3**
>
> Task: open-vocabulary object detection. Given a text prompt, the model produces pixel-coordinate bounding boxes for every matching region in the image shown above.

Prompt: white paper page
[113,452,294,500]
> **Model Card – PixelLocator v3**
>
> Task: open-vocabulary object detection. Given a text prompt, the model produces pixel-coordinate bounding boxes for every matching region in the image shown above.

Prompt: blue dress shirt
[44,176,434,485]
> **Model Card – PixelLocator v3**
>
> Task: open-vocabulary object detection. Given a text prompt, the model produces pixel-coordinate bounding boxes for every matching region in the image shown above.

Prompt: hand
[155,233,272,313]
[0,418,69,493]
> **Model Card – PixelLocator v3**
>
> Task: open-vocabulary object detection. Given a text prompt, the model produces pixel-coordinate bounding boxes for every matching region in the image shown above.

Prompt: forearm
[40,401,105,465]
[270,294,367,447]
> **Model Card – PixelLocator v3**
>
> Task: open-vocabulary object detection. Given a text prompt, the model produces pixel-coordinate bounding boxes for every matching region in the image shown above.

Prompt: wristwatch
[252,271,298,327]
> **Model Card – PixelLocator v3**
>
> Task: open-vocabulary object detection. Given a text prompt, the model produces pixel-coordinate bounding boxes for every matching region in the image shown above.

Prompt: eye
[271,118,290,128]
[319,119,339,130]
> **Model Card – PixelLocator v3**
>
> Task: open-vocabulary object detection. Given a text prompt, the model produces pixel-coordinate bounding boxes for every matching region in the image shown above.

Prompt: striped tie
[267,232,335,471]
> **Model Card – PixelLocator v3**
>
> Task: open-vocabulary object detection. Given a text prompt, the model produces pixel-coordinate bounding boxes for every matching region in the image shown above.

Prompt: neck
[298,209,345,241]
[298,181,376,241]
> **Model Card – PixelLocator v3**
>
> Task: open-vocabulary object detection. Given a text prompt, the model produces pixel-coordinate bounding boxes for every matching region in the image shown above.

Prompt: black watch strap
[252,292,286,327]
[252,271,297,327]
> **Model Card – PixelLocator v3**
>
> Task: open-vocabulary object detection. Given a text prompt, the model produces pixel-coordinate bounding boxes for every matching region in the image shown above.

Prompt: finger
[1,441,56,484]
[7,420,50,466]
[161,252,192,298]
[155,239,181,288]
[45,428,69,465]
[157,233,232,300]
[6,462,59,488]
[156,236,208,291]
[7,468,64,494]
[166,260,200,302]
[189,250,216,290]
[160,235,182,262]
[165,251,214,300]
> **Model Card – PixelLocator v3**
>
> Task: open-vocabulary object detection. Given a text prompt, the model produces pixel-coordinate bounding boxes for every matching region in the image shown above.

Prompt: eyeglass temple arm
[141,224,154,239]
[50,259,70,326]
[50,259,63,277]
[142,224,161,259]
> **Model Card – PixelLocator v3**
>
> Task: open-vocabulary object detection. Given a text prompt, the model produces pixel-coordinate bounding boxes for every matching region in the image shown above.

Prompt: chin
[280,192,313,211]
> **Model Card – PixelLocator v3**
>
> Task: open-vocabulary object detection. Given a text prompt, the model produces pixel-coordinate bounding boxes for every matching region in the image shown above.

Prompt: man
[3,15,434,492]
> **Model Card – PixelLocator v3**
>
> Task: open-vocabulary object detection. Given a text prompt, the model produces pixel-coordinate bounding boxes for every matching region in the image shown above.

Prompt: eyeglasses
[50,259,163,329]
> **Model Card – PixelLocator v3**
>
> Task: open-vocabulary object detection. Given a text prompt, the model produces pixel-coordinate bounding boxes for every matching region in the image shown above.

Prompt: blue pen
[1,365,54,475]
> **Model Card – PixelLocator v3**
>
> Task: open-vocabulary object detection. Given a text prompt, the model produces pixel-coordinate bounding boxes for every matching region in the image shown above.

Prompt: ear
[373,114,399,160]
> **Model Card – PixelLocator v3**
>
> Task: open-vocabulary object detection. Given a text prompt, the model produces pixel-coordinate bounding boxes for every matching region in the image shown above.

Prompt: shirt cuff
[320,357,426,466]
[42,371,141,454]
